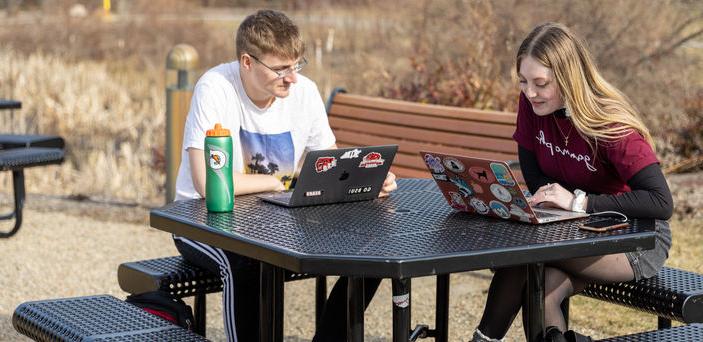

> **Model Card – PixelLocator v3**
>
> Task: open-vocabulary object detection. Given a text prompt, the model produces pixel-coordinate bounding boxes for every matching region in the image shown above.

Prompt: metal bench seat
[597,323,703,341]
[118,256,326,336]
[0,134,65,149]
[0,99,21,110]
[13,294,208,341]
[0,147,64,171]
[580,267,703,329]
[0,147,65,238]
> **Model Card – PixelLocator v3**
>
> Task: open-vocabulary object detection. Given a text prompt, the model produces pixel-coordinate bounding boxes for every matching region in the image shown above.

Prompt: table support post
[315,276,327,333]
[392,278,411,342]
[435,274,450,342]
[347,276,365,342]
[526,263,545,342]
[260,262,284,342]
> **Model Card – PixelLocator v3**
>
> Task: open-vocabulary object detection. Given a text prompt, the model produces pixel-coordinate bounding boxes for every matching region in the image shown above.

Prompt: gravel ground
[1,172,700,341]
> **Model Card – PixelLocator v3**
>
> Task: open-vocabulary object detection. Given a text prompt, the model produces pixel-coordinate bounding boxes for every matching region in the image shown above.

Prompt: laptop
[260,145,398,207]
[420,151,588,224]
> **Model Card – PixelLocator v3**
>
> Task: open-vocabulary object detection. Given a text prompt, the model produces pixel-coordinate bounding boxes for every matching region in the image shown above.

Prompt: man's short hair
[235,10,305,60]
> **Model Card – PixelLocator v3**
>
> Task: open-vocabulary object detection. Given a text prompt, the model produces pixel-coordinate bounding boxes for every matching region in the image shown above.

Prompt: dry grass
[0,49,165,204]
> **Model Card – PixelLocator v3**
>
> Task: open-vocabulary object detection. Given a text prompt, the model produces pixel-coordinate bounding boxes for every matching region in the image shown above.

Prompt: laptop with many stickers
[260,145,398,207]
[420,151,588,224]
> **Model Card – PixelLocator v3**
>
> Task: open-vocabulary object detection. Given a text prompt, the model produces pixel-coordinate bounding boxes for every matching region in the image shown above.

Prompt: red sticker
[359,152,385,168]
[468,166,496,184]
[315,157,337,173]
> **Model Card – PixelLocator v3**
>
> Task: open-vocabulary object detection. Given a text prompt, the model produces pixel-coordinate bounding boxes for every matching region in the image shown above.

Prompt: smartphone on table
[579,218,630,232]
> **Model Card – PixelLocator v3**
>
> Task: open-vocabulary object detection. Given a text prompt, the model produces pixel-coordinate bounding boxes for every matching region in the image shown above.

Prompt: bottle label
[209,150,226,170]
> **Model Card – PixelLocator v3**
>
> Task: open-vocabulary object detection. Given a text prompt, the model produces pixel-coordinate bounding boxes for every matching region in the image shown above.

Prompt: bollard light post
[165,44,198,203]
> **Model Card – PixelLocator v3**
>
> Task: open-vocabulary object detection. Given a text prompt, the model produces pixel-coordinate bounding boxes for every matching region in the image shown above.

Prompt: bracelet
[571,189,587,213]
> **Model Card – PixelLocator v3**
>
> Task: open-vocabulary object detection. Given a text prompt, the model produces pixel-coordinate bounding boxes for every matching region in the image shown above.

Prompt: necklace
[553,115,573,146]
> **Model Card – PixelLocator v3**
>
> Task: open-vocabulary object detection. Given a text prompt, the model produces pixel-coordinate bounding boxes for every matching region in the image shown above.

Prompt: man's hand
[378,172,398,198]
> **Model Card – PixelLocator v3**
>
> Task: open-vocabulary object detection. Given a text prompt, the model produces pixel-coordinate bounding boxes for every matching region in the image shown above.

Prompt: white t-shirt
[175,61,336,200]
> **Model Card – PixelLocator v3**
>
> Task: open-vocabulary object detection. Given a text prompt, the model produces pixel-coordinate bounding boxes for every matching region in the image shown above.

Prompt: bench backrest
[326,90,519,179]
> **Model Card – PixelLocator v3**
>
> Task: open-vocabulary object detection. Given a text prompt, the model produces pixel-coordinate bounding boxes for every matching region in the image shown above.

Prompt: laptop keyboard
[534,210,559,219]
[269,191,293,203]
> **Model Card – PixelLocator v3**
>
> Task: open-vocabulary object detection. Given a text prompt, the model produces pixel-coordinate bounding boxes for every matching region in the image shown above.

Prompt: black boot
[564,330,593,342]
[544,326,568,342]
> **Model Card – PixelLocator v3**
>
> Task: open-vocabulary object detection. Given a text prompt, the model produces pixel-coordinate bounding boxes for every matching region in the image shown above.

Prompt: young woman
[471,22,673,342]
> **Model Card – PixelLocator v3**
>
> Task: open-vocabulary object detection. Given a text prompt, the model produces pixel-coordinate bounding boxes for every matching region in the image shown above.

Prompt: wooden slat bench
[13,294,208,341]
[326,88,520,179]
[118,256,327,337]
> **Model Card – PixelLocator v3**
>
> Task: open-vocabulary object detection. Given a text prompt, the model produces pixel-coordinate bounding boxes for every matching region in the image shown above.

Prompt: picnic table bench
[1,99,66,238]
[118,256,327,337]
[13,295,208,341]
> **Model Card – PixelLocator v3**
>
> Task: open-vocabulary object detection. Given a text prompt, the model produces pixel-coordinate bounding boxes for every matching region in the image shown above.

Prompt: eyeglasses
[249,54,307,79]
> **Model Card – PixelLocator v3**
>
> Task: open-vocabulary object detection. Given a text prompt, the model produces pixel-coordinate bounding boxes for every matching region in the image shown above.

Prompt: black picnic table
[0,99,21,110]
[0,98,65,238]
[150,178,656,342]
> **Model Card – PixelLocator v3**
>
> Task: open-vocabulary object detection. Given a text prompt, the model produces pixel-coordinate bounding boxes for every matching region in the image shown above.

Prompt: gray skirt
[625,220,671,281]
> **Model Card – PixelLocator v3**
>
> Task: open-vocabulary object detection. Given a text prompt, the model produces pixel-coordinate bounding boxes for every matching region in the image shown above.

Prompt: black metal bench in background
[0,146,65,238]
[1,99,66,238]
[118,256,327,337]
[13,294,209,341]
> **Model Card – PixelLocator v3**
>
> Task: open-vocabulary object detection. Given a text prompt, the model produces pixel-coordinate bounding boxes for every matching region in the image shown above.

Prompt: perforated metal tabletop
[151,179,655,279]
[151,178,656,342]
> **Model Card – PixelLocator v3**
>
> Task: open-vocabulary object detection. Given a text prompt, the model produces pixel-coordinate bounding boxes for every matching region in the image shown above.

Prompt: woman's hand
[378,172,398,198]
[527,182,575,210]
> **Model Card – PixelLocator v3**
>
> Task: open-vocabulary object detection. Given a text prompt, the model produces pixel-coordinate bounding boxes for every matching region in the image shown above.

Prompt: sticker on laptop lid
[490,162,516,186]
[469,197,490,214]
[510,203,532,222]
[423,153,445,173]
[340,148,362,159]
[432,174,448,181]
[512,197,528,209]
[448,191,468,211]
[449,177,473,197]
[471,182,484,194]
[442,157,465,173]
[348,186,372,195]
[359,152,385,168]
[489,200,511,219]
[490,184,512,203]
[469,166,495,184]
[305,190,323,197]
[315,157,337,173]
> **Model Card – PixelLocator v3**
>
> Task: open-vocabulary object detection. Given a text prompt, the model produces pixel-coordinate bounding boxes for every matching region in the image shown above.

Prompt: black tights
[476,253,634,339]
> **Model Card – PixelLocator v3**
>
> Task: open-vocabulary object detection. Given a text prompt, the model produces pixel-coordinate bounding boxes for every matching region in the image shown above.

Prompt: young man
[173,10,397,341]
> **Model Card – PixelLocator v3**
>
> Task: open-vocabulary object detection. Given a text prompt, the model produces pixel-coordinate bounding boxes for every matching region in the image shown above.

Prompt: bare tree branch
[635,27,703,65]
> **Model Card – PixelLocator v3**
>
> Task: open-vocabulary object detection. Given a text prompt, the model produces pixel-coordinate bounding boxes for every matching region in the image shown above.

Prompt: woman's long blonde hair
[516,22,654,149]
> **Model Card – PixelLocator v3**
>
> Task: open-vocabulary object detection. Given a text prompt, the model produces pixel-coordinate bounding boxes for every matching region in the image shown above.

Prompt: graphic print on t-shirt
[240,129,295,189]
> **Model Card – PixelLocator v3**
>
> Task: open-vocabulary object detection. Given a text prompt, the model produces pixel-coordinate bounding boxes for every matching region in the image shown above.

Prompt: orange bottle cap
[206,123,231,136]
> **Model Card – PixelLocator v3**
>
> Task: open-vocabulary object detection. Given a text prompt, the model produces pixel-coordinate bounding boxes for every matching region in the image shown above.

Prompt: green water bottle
[205,123,234,212]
